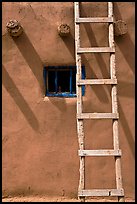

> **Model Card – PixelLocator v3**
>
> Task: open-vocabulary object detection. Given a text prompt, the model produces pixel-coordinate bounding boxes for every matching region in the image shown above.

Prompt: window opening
[43,66,85,97]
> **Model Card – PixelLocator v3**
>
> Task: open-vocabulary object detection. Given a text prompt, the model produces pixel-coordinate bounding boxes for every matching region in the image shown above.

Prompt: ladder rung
[77,113,119,119]
[78,189,124,197]
[76,17,113,23]
[77,47,115,53]
[77,79,117,85]
[78,149,122,156]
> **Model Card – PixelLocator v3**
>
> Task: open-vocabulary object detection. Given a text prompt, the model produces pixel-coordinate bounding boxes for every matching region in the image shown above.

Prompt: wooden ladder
[74,2,125,202]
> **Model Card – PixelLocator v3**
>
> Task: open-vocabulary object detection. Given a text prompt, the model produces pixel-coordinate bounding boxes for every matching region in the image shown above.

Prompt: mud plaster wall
[2,2,135,199]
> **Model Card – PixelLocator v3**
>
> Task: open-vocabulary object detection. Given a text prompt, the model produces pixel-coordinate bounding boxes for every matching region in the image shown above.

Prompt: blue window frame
[43,66,85,97]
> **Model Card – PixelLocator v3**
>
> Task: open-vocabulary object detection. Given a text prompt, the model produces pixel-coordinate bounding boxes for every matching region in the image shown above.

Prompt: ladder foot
[79,196,85,202]
[118,196,125,202]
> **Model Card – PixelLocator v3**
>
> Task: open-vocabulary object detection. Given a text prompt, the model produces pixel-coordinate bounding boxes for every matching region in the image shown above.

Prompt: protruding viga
[114,20,128,36]
[58,24,70,37]
[6,20,23,37]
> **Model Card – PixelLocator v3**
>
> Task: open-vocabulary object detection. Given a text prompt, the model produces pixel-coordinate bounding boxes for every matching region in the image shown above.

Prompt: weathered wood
[114,20,128,36]
[78,149,122,156]
[78,113,119,119]
[108,2,125,202]
[74,2,124,202]
[6,19,23,37]
[58,24,70,36]
[78,189,124,197]
[74,2,85,202]
[77,47,115,53]
[77,79,117,85]
[76,17,113,23]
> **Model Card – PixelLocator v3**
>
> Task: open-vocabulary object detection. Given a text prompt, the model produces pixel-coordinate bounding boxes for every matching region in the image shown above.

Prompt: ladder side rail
[108,2,124,202]
[74,2,85,202]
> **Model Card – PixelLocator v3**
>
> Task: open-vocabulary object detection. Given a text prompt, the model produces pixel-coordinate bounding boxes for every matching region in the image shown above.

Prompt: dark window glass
[72,69,76,93]
[57,70,70,92]
[48,71,55,92]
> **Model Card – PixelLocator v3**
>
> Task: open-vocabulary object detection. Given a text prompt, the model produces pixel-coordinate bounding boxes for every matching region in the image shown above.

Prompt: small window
[43,66,85,97]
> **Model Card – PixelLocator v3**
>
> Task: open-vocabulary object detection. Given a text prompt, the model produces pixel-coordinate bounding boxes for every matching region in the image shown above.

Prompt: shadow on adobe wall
[82,22,109,78]
[114,2,135,75]
[118,80,135,157]
[13,31,68,112]
[81,54,110,104]
[114,2,135,157]
[118,80,134,99]
[77,5,111,103]
[61,33,75,60]
[2,64,39,132]
[82,3,135,158]
[47,97,67,113]
[12,31,45,94]
[118,98,135,157]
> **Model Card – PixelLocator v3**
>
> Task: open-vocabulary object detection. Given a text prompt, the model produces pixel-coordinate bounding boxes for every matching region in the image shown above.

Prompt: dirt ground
[2,196,135,202]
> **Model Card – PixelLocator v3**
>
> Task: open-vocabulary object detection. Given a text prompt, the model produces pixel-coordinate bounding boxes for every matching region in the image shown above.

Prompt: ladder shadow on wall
[82,23,134,157]
[114,2,135,75]
[2,64,39,132]
[114,2,135,158]
[61,32,109,104]
[62,23,134,158]
[78,5,134,158]
[79,5,111,104]
[118,98,135,157]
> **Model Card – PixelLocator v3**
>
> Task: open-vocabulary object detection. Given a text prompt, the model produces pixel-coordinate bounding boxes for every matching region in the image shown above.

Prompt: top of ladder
[74,2,114,21]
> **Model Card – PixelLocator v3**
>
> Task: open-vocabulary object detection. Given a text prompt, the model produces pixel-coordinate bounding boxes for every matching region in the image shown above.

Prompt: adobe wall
[2,2,135,199]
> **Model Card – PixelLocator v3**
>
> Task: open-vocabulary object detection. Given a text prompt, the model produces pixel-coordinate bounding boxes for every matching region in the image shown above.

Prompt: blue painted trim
[43,68,46,86]
[82,65,86,96]
[46,93,76,98]
[70,69,72,94]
